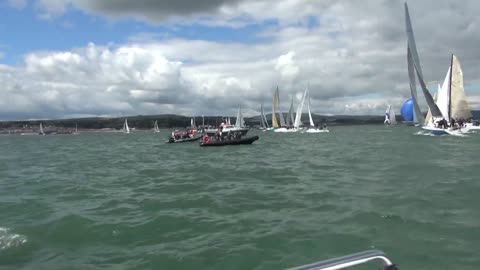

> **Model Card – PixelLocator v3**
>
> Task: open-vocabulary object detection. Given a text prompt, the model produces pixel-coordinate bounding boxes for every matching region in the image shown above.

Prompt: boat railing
[286,250,398,270]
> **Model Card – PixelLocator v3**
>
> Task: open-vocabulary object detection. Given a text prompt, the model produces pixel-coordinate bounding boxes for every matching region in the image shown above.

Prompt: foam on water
[0,227,27,250]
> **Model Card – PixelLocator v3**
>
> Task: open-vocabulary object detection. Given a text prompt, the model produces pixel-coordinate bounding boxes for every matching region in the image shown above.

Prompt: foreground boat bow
[286,250,397,270]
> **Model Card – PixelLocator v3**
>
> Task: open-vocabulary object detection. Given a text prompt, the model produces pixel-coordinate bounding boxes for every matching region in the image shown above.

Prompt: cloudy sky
[1,0,480,120]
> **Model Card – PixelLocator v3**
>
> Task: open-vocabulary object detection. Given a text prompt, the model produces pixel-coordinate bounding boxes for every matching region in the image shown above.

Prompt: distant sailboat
[272,86,280,128]
[39,123,45,135]
[277,89,287,128]
[235,106,244,128]
[153,120,160,133]
[293,89,307,129]
[190,117,197,129]
[305,90,329,133]
[221,105,249,135]
[73,123,79,135]
[384,105,397,125]
[123,119,130,133]
[260,103,272,130]
[275,90,300,133]
[286,97,295,127]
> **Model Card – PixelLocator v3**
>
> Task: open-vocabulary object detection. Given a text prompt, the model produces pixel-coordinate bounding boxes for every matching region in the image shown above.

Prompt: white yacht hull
[274,127,298,133]
[304,128,329,133]
[422,125,470,135]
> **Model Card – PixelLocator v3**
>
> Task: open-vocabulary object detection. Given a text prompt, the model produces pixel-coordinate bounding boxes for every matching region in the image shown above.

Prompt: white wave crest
[0,227,27,250]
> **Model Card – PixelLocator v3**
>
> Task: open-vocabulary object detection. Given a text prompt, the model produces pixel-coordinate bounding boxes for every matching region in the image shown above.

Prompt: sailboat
[274,87,297,133]
[259,103,272,131]
[39,123,45,135]
[305,90,329,133]
[292,89,307,130]
[221,105,249,135]
[421,55,472,134]
[286,97,295,127]
[123,118,130,133]
[404,3,470,135]
[405,2,439,127]
[73,123,79,135]
[153,120,160,133]
[384,105,397,126]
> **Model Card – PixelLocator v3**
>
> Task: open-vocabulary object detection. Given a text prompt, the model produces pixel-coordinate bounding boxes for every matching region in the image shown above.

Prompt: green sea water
[0,126,479,270]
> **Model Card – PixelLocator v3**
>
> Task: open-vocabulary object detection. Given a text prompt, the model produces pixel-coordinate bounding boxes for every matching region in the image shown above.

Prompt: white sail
[307,91,315,127]
[261,104,269,128]
[450,55,472,120]
[277,90,286,127]
[75,123,78,133]
[294,90,307,128]
[39,123,44,135]
[272,87,279,128]
[123,119,130,133]
[154,120,160,133]
[436,66,451,121]
[389,106,397,125]
[260,104,267,128]
[384,106,391,124]
[235,105,245,128]
[424,86,439,125]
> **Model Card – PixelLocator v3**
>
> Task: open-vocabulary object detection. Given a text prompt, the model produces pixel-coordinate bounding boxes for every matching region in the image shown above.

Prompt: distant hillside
[1,111,479,132]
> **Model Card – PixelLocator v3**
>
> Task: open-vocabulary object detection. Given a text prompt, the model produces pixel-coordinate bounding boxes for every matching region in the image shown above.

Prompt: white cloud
[2,0,480,120]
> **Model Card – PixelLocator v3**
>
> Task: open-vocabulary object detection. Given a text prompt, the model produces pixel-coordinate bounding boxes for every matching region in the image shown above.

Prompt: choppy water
[0,126,479,270]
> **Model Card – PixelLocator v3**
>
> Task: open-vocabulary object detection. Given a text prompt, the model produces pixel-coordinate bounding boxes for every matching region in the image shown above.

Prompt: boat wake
[414,130,468,137]
[0,227,27,250]
[414,131,439,136]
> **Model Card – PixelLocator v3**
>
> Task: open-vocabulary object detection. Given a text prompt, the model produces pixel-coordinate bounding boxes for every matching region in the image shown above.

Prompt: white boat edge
[286,249,397,270]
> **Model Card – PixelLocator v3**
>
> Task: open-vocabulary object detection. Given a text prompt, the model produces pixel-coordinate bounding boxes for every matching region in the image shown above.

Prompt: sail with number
[294,90,307,128]
[272,87,279,128]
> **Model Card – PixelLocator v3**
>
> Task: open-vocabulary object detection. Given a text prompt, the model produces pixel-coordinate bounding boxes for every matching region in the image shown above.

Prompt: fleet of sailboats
[16,4,480,140]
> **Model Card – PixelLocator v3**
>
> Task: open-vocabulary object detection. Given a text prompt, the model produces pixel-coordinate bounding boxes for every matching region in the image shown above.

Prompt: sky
[1,0,480,120]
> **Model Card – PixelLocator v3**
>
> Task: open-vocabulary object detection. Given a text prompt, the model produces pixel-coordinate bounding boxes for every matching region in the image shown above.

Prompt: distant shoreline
[1,111,478,133]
